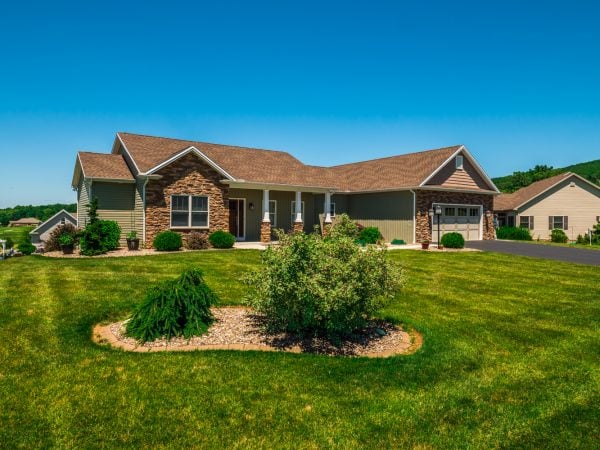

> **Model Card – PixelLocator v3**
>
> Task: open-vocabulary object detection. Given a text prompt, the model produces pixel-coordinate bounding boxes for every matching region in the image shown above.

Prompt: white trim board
[145,146,235,180]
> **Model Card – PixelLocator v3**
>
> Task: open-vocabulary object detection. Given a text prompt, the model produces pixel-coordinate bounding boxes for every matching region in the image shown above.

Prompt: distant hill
[492,160,600,193]
[0,203,76,227]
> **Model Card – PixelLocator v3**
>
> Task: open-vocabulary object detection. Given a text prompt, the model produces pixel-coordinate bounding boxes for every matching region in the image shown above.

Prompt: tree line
[0,203,76,226]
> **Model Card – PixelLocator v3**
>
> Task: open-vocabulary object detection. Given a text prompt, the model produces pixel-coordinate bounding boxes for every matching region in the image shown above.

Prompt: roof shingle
[78,152,134,181]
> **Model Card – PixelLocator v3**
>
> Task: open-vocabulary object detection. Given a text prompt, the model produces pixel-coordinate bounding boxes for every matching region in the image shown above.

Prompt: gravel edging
[93,307,422,358]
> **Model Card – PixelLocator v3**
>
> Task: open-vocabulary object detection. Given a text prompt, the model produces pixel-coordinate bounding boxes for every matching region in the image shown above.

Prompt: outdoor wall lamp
[485,210,492,218]
[249,202,255,211]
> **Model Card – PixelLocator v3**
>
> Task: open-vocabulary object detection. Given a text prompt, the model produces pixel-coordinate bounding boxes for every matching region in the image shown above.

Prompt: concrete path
[466,240,600,266]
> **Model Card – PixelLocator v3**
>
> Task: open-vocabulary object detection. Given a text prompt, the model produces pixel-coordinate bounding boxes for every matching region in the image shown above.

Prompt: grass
[519,239,600,251]
[0,250,598,448]
[0,225,34,247]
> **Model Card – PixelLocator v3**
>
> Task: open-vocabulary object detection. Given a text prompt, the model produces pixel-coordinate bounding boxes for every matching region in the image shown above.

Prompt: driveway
[466,240,600,266]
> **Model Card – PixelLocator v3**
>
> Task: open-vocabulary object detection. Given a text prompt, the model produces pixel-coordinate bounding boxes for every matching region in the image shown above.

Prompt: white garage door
[432,205,482,242]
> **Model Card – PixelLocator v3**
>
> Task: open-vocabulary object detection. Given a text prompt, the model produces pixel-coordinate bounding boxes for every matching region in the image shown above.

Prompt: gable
[518,175,600,213]
[424,151,494,191]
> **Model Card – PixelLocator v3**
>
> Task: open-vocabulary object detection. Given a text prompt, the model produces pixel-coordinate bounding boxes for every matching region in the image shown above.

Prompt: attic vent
[569,182,575,187]
[456,155,464,170]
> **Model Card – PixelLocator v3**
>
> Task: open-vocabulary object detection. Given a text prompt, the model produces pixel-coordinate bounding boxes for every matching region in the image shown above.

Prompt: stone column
[483,210,496,240]
[261,189,271,243]
[293,191,303,233]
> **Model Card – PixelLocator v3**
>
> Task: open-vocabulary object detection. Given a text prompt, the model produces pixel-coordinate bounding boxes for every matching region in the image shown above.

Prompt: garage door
[432,205,482,242]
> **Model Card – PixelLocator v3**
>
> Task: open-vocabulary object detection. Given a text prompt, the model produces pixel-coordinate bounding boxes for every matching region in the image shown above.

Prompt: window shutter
[530,216,534,230]
[549,216,553,230]
[564,216,568,230]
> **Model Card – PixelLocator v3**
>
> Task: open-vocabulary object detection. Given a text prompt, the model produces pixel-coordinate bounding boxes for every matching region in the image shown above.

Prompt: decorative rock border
[93,307,422,358]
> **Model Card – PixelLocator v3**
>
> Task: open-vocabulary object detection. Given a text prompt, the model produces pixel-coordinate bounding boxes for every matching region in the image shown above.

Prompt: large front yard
[0,250,598,448]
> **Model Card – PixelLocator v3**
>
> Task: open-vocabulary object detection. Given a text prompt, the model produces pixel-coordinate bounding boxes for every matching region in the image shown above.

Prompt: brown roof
[494,172,573,211]
[78,152,134,181]
[329,145,462,191]
[9,218,41,224]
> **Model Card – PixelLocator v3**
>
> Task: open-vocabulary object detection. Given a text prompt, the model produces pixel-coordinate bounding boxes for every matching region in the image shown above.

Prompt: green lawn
[0,250,598,448]
[0,225,34,247]
[519,239,600,251]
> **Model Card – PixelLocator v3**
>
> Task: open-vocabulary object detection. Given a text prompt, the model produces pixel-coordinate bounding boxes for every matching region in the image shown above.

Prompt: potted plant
[126,230,140,251]
[58,233,75,254]
[421,239,430,250]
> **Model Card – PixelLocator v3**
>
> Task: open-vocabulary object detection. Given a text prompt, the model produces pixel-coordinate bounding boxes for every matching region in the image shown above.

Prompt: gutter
[410,189,416,244]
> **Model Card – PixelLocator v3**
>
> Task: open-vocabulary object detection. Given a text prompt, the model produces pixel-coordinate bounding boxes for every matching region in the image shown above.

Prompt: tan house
[29,210,77,245]
[71,132,500,247]
[8,217,41,227]
[494,172,600,240]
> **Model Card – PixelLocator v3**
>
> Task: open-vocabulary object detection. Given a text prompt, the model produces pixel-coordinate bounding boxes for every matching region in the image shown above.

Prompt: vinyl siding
[348,191,414,242]
[29,211,77,244]
[517,177,600,240]
[93,181,137,245]
[77,178,91,227]
[425,152,490,190]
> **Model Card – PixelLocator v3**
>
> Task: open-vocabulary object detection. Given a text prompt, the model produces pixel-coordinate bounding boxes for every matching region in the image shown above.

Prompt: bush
[44,223,78,252]
[551,229,568,243]
[3,237,14,250]
[496,226,532,241]
[359,226,383,244]
[79,220,122,256]
[328,214,359,239]
[576,234,586,244]
[244,230,404,339]
[440,232,465,249]
[58,233,74,246]
[125,269,219,343]
[153,230,183,251]
[209,230,235,249]
[186,231,209,250]
[18,242,36,255]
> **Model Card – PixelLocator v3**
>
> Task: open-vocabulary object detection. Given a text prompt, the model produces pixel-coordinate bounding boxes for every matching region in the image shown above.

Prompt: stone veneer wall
[144,153,229,247]
[415,190,495,242]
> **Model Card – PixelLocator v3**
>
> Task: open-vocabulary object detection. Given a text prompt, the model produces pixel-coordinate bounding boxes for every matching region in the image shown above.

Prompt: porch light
[434,205,442,215]
[249,202,255,211]
[485,210,491,218]
[428,208,434,217]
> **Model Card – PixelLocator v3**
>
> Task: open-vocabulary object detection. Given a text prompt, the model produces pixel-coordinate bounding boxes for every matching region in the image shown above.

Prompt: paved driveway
[466,240,600,266]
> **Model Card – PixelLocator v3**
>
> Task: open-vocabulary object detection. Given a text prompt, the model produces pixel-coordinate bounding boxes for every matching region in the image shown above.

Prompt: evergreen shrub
[153,231,183,251]
[496,226,532,241]
[440,232,465,248]
[551,229,568,243]
[359,226,383,244]
[208,230,235,249]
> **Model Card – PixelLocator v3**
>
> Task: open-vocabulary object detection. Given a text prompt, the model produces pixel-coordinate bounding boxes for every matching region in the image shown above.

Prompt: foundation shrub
[440,232,465,249]
[44,223,78,252]
[359,226,383,244]
[153,231,183,251]
[79,220,122,256]
[126,269,219,343]
[244,230,404,340]
[328,214,359,239]
[18,242,36,255]
[209,230,235,249]
[186,232,210,250]
[496,226,532,241]
[551,229,568,243]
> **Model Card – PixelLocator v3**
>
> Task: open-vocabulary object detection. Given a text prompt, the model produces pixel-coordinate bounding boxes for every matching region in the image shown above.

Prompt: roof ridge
[329,145,462,169]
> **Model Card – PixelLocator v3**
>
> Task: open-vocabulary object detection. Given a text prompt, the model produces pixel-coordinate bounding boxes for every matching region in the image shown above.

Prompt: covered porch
[226,182,340,243]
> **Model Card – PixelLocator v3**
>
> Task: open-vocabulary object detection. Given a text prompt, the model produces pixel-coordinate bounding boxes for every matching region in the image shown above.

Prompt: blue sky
[1,0,599,207]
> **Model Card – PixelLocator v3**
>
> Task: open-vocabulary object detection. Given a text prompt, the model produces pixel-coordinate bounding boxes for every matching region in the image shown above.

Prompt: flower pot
[61,244,74,255]
[437,245,444,250]
[127,238,140,251]
[421,242,430,250]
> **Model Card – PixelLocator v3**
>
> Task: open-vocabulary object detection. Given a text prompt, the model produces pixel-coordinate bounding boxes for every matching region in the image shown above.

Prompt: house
[71,132,499,247]
[29,210,77,245]
[494,172,600,240]
[8,217,41,227]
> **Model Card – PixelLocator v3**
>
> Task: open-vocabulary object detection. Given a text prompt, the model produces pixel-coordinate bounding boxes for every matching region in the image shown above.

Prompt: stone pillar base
[260,221,271,243]
[293,222,304,233]
[483,211,496,240]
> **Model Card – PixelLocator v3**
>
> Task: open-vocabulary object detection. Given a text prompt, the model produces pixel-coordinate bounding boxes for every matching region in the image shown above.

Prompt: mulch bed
[93,307,421,358]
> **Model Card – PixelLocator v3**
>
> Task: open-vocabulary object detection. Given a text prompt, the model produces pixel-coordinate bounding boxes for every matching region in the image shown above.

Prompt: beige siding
[77,178,90,227]
[93,181,137,245]
[134,178,145,241]
[426,152,490,190]
[518,177,600,240]
[348,191,414,242]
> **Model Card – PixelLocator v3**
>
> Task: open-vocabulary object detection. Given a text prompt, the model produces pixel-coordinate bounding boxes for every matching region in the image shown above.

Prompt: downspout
[410,189,416,244]
[142,177,149,245]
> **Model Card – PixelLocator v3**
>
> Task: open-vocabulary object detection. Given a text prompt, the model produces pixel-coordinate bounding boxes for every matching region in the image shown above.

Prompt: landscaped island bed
[0,250,598,448]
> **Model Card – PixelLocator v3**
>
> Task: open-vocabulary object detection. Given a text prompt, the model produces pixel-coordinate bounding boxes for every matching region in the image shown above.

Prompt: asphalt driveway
[466,240,600,266]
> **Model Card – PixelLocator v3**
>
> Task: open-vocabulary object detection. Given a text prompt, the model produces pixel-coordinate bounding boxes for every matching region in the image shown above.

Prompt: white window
[469,208,479,217]
[456,155,464,170]
[269,200,277,227]
[549,216,568,230]
[291,200,305,223]
[171,195,209,228]
[520,216,534,230]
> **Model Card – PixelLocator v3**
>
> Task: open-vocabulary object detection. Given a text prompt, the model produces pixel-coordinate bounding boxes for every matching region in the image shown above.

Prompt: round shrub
[359,226,383,244]
[328,214,359,239]
[208,230,235,249]
[126,269,219,343]
[496,226,532,241]
[551,229,568,243]
[153,230,182,251]
[244,230,404,339]
[44,223,78,252]
[18,242,36,255]
[79,220,122,256]
[186,231,210,250]
[440,232,465,249]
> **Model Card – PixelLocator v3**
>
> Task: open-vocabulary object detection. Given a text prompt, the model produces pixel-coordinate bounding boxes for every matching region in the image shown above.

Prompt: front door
[229,198,245,240]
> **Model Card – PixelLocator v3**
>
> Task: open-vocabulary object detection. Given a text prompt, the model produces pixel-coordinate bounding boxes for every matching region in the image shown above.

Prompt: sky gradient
[1,0,599,207]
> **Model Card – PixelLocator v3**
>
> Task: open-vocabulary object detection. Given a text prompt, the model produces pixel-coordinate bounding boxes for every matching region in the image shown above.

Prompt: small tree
[244,230,404,340]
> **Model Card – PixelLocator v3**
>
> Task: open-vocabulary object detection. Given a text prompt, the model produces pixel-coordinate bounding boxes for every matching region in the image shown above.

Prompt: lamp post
[434,205,442,248]
[428,208,434,247]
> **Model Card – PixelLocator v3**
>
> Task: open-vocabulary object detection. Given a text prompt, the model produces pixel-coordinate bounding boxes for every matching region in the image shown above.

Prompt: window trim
[269,200,277,227]
[330,201,336,217]
[170,194,210,229]
[549,215,568,230]
[519,215,533,230]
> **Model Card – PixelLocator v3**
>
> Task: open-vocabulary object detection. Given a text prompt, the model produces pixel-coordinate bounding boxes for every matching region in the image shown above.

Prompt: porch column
[261,189,271,243]
[293,191,303,233]
[324,192,332,224]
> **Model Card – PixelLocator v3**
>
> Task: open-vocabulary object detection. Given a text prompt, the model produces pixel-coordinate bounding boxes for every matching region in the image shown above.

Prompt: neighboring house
[71,132,499,247]
[29,210,77,245]
[8,218,41,227]
[494,172,600,240]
